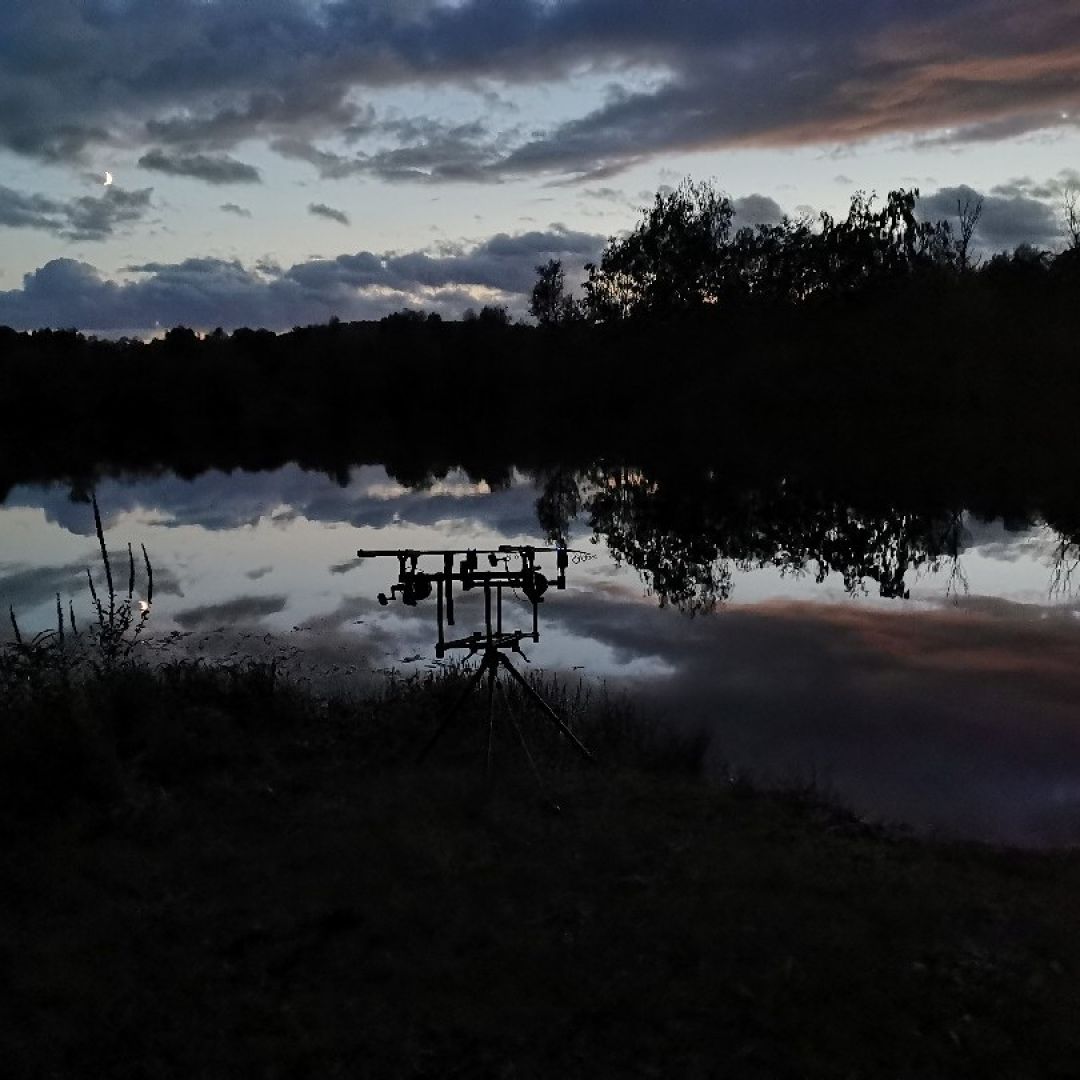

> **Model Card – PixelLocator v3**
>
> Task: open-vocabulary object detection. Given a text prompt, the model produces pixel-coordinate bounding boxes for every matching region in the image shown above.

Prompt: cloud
[273,115,513,184]
[546,589,1080,844]
[308,202,350,226]
[0,0,1078,183]
[138,148,261,184]
[285,224,601,295]
[146,90,369,150]
[0,224,605,330]
[582,187,625,201]
[220,202,252,217]
[920,182,1064,252]
[732,194,785,227]
[0,183,152,241]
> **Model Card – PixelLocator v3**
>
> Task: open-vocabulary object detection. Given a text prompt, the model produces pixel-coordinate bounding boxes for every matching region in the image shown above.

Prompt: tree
[582,179,736,320]
[529,259,568,326]
[1063,187,1080,250]
[577,181,961,323]
[956,192,984,272]
[477,304,512,326]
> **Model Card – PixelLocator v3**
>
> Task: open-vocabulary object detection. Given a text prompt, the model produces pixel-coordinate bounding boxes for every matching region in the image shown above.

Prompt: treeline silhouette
[3,182,1080,505]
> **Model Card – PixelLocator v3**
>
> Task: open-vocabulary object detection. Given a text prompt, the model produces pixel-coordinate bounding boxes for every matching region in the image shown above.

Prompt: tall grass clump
[82,492,154,669]
[5,493,153,675]
[1,493,154,823]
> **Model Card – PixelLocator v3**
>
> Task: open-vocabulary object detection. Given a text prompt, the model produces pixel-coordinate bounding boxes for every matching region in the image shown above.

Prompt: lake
[4,460,1080,847]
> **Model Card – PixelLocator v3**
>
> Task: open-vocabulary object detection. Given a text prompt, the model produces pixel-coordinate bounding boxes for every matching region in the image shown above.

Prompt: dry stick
[56,593,64,647]
[127,542,135,600]
[142,543,153,606]
[86,567,103,625]
[69,599,79,638]
[91,492,114,627]
[9,606,22,646]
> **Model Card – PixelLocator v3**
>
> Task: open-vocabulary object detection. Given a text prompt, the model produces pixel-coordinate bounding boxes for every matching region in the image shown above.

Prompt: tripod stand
[356,544,597,801]
[418,643,595,793]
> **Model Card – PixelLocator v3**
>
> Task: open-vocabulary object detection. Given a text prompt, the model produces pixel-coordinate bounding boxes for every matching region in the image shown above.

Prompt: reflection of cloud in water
[329,557,364,575]
[174,593,289,630]
[553,593,1080,848]
[6,465,546,540]
[928,593,1080,632]
[150,620,409,702]
[963,516,1054,564]
[174,591,289,630]
[0,560,96,611]
[1,557,183,621]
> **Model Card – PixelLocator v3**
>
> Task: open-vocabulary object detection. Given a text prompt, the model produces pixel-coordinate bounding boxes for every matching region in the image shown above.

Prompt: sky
[1,0,1080,332]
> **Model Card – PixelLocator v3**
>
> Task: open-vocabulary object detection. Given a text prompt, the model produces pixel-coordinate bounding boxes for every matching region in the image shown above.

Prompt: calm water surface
[4,463,1080,847]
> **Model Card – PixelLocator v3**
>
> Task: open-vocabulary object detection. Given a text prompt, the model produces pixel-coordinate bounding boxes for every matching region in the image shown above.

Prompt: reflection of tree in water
[537,463,971,611]
[1049,522,1080,599]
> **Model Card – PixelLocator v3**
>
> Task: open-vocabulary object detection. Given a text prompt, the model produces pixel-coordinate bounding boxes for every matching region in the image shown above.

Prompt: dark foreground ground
[3,662,1080,1079]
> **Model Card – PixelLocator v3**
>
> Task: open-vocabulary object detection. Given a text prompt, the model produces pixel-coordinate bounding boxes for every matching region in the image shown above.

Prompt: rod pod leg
[495,677,559,812]
[484,655,498,782]
[496,652,596,764]
[416,657,489,764]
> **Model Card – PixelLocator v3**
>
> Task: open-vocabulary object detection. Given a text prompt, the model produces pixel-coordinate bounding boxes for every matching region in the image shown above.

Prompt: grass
[3,650,1080,1079]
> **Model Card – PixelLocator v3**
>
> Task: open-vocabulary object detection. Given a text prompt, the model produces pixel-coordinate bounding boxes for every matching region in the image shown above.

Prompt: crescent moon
[103,171,113,187]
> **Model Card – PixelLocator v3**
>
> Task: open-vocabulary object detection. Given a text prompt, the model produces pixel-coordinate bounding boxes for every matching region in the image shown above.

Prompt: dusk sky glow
[2,0,1080,331]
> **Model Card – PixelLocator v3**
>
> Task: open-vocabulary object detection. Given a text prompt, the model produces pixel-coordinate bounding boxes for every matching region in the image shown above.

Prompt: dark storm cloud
[146,90,369,149]
[280,225,599,296]
[0,256,300,332]
[415,0,1080,180]
[308,202,350,226]
[732,195,785,227]
[0,184,152,241]
[138,149,261,184]
[2,1,1078,181]
[0,222,606,331]
[920,183,1064,252]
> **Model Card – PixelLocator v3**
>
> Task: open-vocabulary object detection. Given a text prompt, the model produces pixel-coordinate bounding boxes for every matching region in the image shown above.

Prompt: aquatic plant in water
[5,492,153,674]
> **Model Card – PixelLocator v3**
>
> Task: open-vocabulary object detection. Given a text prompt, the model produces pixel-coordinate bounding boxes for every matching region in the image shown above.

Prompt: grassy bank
[3,656,1080,1078]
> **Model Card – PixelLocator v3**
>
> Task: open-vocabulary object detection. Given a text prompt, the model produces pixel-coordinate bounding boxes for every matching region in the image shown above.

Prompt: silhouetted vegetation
[577,182,959,320]
[2,181,1080,507]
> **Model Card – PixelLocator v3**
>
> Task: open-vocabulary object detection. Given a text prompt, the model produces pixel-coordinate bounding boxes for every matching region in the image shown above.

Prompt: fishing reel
[376,552,434,607]
[357,543,577,657]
